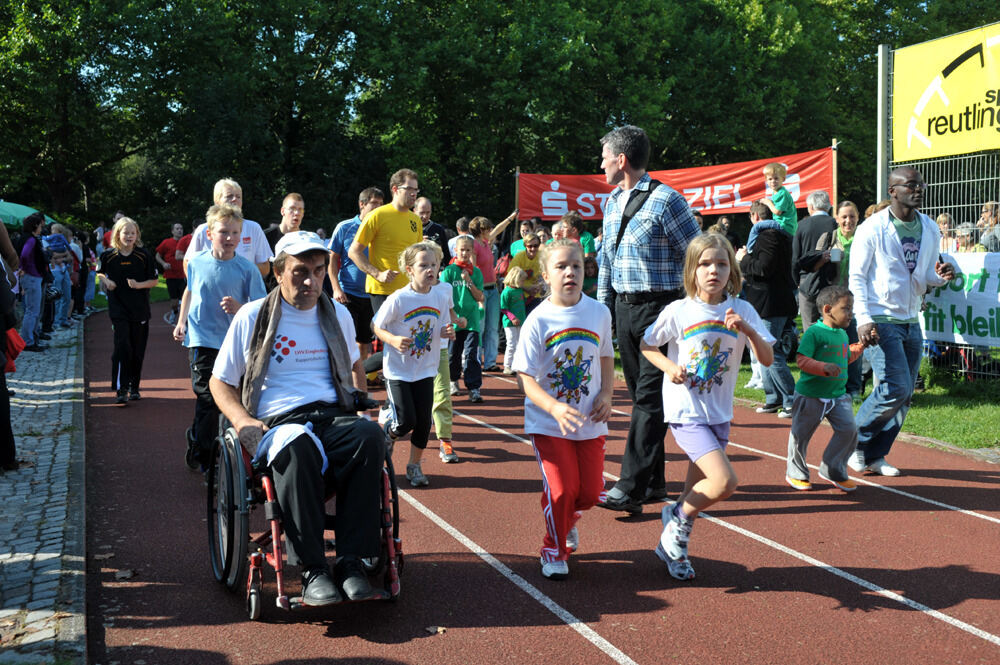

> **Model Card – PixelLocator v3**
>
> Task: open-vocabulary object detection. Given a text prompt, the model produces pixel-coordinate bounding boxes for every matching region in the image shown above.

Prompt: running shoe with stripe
[656,503,696,581]
[439,439,459,463]
[818,469,857,491]
[785,475,812,491]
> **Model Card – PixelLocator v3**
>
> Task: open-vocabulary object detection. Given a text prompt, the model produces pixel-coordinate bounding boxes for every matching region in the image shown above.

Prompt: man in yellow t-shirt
[348,168,422,313]
[508,233,544,300]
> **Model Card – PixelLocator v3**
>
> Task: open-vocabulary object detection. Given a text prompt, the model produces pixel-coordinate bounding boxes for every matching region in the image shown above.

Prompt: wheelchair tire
[206,437,234,584]
[222,427,250,592]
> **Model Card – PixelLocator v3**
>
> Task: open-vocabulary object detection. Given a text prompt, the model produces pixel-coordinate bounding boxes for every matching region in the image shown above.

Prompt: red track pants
[532,434,607,563]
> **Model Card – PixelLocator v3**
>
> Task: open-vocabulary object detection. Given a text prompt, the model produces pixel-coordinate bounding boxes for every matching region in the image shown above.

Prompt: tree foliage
[1,0,998,240]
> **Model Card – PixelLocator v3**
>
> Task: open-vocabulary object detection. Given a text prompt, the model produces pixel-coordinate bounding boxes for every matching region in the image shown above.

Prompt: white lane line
[725,440,1000,526]
[702,512,1000,647]
[398,490,639,665]
[603,406,1000,525]
[456,408,1000,648]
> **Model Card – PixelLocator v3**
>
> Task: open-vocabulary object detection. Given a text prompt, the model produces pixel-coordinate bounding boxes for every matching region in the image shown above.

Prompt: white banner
[921,252,1000,346]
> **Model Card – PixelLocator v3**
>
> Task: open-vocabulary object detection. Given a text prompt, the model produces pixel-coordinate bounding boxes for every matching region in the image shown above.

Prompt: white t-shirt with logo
[642,295,774,425]
[213,298,360,419]
[372,283,453,382]
[511,295,613,440]
[185,219,274,266]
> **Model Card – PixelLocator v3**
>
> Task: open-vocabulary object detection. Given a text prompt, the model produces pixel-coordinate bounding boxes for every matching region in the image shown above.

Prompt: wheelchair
[207,425,402,620]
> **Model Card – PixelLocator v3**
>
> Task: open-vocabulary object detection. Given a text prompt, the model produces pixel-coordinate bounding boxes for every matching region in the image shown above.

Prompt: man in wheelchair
[209,231,386,606]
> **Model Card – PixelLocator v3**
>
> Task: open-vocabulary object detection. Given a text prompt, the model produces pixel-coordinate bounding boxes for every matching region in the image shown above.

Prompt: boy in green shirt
[785,285,869,492]
[440,236,485,402]
[763,162,798,236]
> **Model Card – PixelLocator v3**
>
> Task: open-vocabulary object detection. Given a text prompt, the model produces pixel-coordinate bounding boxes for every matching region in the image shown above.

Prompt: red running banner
[517,147,833,220]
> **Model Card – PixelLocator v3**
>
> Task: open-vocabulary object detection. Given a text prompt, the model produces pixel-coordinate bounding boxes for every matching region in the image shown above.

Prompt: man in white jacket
[847,167,955,476]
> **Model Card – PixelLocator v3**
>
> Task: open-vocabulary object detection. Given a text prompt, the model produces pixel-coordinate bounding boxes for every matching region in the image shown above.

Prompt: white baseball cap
[272,231,328,260]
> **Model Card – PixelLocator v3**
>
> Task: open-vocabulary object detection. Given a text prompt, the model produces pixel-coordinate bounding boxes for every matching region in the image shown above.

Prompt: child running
[373,241,457,487]
[173,204,266,470]
[499,266,528,375]
[512,238,614,581]
[440,235,484,402]
[96,217,159,404]
[640,233,774,580]
[785,285,868,492]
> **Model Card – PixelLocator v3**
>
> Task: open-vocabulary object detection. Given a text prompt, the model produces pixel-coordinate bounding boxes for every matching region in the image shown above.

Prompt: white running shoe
[659,503,694,562]
[540,558,568,580]
[866,458,901,477]
[565,526,579,553]
[847,449,866,473]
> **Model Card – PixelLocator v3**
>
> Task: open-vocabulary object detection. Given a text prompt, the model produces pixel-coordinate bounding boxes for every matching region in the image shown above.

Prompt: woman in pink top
[470,212,517,371]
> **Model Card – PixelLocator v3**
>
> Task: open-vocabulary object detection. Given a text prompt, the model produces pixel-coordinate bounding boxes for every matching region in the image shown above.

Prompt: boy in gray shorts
[785,285,871,492]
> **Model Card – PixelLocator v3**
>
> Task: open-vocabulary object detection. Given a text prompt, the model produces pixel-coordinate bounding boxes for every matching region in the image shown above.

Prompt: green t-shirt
[510,238,526,256]
[440,263,483,332]
[499,286,526,327]
[794,321,850,399]
[580,231,596,255]
[772,187,798,236]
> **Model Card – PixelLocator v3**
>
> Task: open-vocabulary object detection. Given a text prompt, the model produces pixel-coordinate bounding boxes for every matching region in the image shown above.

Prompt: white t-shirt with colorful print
[373,283,453,382]
[512,295,613,440]
[643,295,774,425]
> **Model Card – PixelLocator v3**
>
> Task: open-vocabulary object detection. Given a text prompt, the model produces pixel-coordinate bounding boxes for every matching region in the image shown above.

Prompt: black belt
[483,284,496,290]
[616,289,683,305]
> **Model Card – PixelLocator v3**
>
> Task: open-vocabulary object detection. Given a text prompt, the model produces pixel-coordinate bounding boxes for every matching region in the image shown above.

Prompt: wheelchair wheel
[222,427,251,592]
[222,427,250,591]
[206,437,234,583]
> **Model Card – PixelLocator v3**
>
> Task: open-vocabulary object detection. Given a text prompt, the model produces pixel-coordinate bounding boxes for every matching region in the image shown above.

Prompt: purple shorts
[669,422,730,462]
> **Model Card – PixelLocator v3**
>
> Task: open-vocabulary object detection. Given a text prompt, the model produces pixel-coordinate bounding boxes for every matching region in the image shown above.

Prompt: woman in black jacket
[738,201,798,418]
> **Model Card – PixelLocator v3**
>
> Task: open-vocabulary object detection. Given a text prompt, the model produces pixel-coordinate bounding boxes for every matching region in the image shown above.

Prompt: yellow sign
[893,24,1000,161]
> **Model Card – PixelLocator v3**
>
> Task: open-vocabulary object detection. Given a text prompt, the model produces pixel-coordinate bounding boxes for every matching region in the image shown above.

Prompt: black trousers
[265,403,386,570]
[188,347,219,453]
[0,348,15,467]
[613,297,675,499]
[111,319,149,392]
[385,376,434,450]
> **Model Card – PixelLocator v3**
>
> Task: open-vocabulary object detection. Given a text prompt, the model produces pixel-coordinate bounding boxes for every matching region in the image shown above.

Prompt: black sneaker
[597,491,642,515]
[115,390,128,404]
[643,486,669,504]
[24,344,47,352]
[184,428,200,471]
[128,390,141,401]
[38,333,52,340]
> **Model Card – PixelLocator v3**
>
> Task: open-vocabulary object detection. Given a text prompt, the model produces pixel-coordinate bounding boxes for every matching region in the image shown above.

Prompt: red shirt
[156,237,185,279]
[474,239,497,285]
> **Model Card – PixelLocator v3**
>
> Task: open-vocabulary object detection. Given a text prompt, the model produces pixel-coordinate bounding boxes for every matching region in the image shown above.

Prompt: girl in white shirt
[373,242,457,487]
[512,239,614,581]
[640,233,774,581]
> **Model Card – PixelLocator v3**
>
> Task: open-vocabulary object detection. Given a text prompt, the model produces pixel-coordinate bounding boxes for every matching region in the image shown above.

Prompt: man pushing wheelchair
[210,231,386,606]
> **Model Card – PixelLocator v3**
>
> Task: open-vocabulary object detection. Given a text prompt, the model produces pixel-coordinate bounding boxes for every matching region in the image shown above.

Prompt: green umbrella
[0,200,58,229]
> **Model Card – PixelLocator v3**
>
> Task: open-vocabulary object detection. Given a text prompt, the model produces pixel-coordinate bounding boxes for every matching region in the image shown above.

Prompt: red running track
[85,302,1000,665]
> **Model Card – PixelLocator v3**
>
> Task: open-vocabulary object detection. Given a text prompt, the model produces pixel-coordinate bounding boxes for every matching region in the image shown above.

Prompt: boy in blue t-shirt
[785,285,869,493]
[173,204,266,469]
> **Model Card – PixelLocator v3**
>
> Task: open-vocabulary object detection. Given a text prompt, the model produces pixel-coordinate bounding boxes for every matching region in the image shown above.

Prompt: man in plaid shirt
[596,125,701,514]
